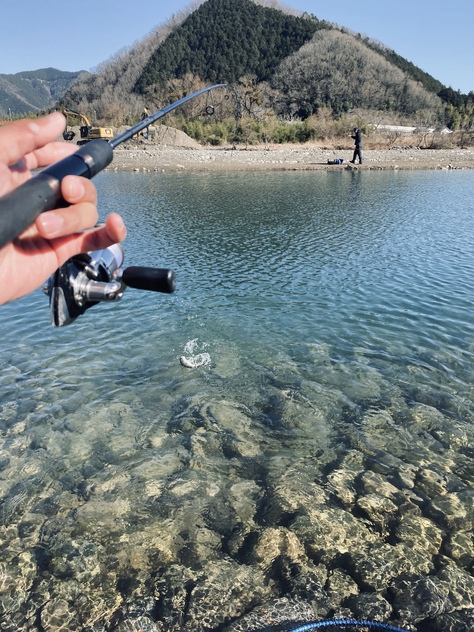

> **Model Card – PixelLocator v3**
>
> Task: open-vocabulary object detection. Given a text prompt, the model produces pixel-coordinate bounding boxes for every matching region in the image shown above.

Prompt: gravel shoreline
[109,143,474,173]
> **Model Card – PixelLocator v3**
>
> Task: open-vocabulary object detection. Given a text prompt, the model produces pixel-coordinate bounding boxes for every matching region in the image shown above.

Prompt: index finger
[0,112,67,167]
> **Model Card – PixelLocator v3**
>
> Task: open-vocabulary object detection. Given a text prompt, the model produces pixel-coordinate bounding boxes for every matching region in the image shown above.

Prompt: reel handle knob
[122,266,176,294]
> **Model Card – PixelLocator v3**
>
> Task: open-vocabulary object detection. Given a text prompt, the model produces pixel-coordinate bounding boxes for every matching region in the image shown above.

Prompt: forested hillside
[58,0,473,142]
[0,68,85,116]
[273,30,440,118]
[360,36,474,129]
[135,0,324,91]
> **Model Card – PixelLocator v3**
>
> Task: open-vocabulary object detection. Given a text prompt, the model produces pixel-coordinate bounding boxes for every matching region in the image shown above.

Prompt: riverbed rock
[222,597,317,632]
[393,514,443,556]
[292,504,378,565]
[426,489,474,530]
[346,592,393,622]
[325,450,366,508]
[442,530,474,568]
[350,542,433,592]
[154,560,272,631]
[391,555,474,626]
[326,568,359,602]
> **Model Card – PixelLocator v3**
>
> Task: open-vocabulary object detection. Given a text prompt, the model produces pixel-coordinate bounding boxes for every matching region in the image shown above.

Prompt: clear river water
[1,169,474,631]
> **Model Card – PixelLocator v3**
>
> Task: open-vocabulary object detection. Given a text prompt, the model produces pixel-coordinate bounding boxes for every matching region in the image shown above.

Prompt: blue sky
[1,0,472,94]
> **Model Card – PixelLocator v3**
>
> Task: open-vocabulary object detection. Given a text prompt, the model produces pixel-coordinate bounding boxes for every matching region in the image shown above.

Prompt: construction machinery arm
[61,108,92,127]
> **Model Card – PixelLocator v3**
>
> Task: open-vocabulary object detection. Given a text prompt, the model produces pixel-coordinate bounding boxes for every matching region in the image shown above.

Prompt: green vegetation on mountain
[0,68,85,116]
[135,0,324,93]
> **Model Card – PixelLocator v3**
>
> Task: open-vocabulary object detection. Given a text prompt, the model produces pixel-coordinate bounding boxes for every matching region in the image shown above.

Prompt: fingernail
[27,121,41,134]
[66,178,85,200]
[28,112,64,135]
[38,213,65,236]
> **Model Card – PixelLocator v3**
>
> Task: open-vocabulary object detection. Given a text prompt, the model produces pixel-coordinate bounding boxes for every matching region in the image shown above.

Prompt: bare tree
[273,30,441,118]
[60,9,198,123]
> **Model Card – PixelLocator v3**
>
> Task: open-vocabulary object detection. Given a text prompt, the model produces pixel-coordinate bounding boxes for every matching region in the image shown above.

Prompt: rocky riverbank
[109,142,474,173]
[61,124,474,172]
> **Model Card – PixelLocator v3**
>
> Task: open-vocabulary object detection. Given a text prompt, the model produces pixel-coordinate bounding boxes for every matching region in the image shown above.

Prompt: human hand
[0,112,126,305]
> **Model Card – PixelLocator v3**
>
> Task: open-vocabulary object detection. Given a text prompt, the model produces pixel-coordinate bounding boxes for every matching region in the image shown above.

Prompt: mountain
[22,0,473,131]
[62,0,457,122]
[0,68,87,116]
[135,0,324,91]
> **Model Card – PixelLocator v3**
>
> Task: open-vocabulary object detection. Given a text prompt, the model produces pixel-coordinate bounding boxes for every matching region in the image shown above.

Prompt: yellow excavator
[61,108,114,145]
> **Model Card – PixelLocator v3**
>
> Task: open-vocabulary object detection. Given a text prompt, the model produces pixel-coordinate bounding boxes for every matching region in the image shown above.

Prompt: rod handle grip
[0,140,113,249]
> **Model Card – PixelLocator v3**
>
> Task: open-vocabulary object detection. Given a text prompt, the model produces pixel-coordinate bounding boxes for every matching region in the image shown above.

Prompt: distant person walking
[350,127,363,165]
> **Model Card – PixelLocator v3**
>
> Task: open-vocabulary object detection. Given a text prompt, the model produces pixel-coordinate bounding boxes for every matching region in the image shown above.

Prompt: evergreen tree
[134,0,322,93]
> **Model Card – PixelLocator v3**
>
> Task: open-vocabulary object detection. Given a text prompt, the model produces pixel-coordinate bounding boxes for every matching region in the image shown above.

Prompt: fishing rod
[0,84,226,249]
[0,84,226,326]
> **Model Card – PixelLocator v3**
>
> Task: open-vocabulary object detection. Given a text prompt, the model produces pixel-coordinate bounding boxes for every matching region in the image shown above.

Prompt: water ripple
[1,170,474,629]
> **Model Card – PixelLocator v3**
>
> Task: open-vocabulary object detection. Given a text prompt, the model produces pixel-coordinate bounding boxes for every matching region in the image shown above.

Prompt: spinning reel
[43,244,175,327]
[0,85,227,327]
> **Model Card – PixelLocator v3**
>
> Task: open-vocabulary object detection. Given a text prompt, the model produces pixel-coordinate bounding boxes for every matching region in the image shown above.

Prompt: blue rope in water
[288,619,411,632]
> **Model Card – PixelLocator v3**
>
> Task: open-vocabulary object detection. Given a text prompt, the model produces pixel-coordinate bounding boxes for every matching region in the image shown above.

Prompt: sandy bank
[109,143,474,173]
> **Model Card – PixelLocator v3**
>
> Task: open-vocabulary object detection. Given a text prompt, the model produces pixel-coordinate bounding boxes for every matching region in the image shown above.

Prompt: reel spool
[43,244,175,327]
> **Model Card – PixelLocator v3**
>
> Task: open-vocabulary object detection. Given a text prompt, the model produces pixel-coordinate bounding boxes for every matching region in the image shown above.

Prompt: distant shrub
[173,111,474,149]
